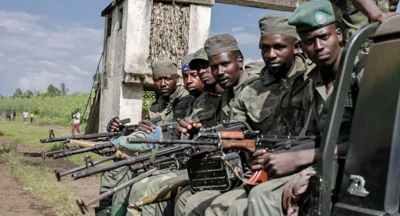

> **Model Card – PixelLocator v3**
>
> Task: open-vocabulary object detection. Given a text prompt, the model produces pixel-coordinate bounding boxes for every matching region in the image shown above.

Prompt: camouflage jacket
[332,0,395,41]
[147,85,193,126]
[303,54,365,144]
[232,54,314,135]
[190,91,221,128]
[218,71,259,122]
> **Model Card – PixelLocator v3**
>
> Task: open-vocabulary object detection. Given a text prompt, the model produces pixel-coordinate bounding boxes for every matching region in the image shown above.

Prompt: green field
[0,93,90,127]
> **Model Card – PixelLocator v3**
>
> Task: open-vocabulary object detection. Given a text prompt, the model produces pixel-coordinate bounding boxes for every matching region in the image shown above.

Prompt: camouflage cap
[204,33,240,57]
[189,48,208,69]
[245,61,265,75]
[259,14,298,39]
[288,0,336,33]
[181,53,195,73]
[151,59,178,76]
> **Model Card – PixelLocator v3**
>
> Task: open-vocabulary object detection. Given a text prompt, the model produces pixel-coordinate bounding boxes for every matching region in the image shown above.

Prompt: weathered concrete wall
[119,83,144,124]
[188,4,212,53]
[99,0,128,132]
[124,0,153,74]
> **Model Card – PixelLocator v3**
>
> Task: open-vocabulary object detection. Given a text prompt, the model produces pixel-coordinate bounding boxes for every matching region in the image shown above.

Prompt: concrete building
[97,0,305,132]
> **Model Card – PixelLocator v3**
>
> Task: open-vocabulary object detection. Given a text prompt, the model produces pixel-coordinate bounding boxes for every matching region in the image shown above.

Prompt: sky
[0,1,398,96]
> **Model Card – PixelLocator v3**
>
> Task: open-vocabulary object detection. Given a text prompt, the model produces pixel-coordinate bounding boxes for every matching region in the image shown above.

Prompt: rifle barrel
[126,138,219,145]
[76,168,158,214]
[55,155,118,181]
[40,132,121,143]
[72,145,190,180]
[52,142,113,159]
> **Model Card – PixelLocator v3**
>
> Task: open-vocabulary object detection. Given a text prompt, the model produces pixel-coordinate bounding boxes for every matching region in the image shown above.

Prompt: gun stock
[131,178,189,208]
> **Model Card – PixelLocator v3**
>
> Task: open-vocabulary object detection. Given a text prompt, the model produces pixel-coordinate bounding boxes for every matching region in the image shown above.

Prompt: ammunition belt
[186,152,244,193]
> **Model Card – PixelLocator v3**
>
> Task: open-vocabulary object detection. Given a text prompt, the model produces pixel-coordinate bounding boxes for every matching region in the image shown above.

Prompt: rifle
[130,177,189,208]
[72,146,186,180]
[40,116,162,143]
[75,168,158,214]
[126,131,317,186]
[54,155,118,182]
[52,142,114,159]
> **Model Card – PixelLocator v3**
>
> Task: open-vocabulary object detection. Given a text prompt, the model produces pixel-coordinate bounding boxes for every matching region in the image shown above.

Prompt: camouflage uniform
[97,60,193,216]
[147,85,193,127]
[230,2,364,215]
[189,91,221,128]
[332,0,397,51]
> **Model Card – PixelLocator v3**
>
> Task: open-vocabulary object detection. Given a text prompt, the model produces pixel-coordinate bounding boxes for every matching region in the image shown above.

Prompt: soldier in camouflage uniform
[227,1,364,215]
[139,48,225,216]
[127,54,206,216]
[99,60,193,216]
[180,14,315,216]
[174,33,259,216]
[332,0,397,51]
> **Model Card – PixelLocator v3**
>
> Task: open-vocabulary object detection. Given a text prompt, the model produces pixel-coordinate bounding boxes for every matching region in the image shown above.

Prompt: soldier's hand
[107,117,127,132]
[248,149,269,171]
[176,117,202,134]
[136,120,156,134]
[250,151,302,178]
[376,12,396,23]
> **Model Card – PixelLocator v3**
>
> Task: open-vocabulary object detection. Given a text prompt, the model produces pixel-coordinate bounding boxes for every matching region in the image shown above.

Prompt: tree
[13,88,23,98]
[25,90,34,98]
[47,84,61,96]
[60,82,69,95]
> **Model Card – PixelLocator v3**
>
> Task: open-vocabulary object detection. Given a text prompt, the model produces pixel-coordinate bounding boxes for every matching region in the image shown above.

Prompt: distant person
[12,110,16,121]
[30,112,34,123]
[71,108,81,136]
[23,111,28,124]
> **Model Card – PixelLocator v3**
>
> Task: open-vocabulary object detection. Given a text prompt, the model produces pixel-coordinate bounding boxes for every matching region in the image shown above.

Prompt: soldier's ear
[237,54,244,70]
[294,40,301,54]
[336,28,343,43]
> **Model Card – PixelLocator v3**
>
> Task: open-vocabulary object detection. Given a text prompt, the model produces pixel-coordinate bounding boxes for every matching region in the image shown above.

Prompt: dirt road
[0,136,100,215]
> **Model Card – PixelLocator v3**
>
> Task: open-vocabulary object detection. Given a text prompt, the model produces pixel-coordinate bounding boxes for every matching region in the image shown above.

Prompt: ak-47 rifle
[126,131,317,186]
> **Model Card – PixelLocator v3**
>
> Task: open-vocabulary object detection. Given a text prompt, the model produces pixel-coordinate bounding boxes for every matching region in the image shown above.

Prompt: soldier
[142,48,225,216]
[182,14,314,216]
[99,59,193,216]
[231,1,365,215]
[174,33,259,216]
[333,0,397,51]
[182,53,204,99]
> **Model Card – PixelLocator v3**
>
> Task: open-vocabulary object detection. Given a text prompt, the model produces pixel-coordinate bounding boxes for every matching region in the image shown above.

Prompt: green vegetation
[0,122,102,164]
[0,93,89,127]
[0,148,84,216]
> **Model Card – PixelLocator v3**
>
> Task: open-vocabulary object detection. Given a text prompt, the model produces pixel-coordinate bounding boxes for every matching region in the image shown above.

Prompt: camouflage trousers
[173,175,294,216]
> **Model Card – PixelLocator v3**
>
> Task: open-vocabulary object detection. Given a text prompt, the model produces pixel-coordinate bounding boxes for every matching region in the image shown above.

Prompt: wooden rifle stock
[130,178,189,208]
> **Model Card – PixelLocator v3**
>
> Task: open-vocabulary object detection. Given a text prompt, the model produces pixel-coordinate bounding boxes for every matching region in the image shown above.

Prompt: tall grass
[0,93,89,127]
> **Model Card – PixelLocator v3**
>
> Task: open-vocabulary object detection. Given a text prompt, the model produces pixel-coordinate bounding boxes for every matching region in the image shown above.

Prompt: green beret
[245,61,265,74]
[288,0,336,33]
[189,48,208,69]
[259,14,298,39]
[204,33,240,57]
[151,60,178,76]
[182,53,195,67]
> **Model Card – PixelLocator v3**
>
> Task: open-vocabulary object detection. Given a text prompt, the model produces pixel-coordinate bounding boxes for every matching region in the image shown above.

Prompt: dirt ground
[0,136,100,215]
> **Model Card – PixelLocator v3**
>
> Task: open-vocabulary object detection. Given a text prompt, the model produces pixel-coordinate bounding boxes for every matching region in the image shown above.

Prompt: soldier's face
[153,74,178,97]
[260,34,298,76]
[299,24,343,67]
[183,70,204,96]
[192,60,216,85]
[209,52,243,89]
